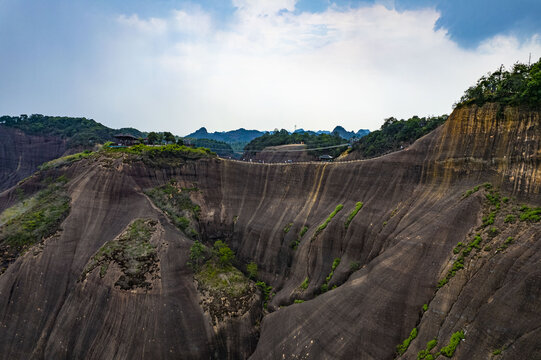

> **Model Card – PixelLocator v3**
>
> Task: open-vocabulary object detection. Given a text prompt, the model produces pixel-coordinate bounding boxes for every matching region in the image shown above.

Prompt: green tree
[189,240,208,270]
[147,132,159,145]
[214,240,235,267]
[247,261,258,279]
[163,132,176,144]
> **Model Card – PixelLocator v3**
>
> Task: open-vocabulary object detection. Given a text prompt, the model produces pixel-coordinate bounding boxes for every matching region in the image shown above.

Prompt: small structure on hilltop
[114,134,138,146]
[319,154,333,162]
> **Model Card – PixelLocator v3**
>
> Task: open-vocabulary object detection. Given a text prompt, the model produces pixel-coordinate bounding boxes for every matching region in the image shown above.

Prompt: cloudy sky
[1,0,540,134]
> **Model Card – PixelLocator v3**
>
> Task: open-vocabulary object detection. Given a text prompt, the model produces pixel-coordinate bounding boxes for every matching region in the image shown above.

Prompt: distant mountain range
[186,126,369,143]
[294,126,370,140]
[185,127,264,144]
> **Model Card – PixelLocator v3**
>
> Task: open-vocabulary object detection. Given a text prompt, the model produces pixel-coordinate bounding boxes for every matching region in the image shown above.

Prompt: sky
[0,0,540,134]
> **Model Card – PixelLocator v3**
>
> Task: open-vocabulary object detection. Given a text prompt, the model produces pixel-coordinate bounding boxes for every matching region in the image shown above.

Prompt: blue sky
[1,0,540,133]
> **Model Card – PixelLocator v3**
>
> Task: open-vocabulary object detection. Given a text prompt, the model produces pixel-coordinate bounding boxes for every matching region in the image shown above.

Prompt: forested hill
[244,129,347,157]
[349,115,448,159]
[0,114,144,148]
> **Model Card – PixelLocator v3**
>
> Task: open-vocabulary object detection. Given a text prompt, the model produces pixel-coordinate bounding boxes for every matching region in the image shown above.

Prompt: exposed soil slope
[0,103,539,359]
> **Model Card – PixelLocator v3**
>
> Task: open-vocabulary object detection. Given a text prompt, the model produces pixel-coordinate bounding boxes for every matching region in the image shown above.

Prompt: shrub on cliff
[456,58,541,108]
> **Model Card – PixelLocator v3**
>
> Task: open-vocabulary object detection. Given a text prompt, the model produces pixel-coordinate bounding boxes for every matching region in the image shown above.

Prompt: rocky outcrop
[0,104,539,359]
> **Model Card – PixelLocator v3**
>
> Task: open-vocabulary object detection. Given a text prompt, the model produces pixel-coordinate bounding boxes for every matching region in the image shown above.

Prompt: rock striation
[0,103,539,359]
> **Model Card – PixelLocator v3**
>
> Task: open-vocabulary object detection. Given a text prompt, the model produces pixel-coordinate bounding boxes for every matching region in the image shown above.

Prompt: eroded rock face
[0,126,67,192]
[0,104,539,359]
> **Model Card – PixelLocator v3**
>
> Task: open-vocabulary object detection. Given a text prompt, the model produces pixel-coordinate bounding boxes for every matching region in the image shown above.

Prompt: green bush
[504,214,516,223]
[283,222,293,233]
[291,225,309,249]
[417,339,438,359]
[344,202,363,229]
[256,281,273,308]
[300,277,309,290]
[247,261,258,279]
[349,261,360,271]
[422,303,428,312]
[312,204,343,240]
[294,299,305,304]
[439,330,464,357]
[396,327,418,355]
[519,206,541,222]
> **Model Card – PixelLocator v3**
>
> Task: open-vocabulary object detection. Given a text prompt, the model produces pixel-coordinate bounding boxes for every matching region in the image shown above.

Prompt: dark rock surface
[0,126,67,192]
[0,103,539,359]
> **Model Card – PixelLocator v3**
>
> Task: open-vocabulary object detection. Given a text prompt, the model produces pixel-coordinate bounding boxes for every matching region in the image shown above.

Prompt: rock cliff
[0,104,539,359]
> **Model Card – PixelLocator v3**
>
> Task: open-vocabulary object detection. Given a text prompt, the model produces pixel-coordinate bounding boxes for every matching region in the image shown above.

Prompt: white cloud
[75,3,541,133]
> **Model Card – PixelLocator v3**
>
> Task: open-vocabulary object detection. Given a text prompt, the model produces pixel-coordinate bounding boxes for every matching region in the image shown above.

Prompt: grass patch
[38,150,93,171]
[197,261,251,297]
[463,185,480,197]
[422,303,428,312]
[293,299,305,304]
[439,330,465,357]
[80,219,159,290]
[396,327,418,355]
[0,176,70,272]
[350,261,360,271]
[320,258,341,293]
[300,277,309,290]
[417,339,438,359]
[519,205,541,222]
[312,204,343,241]
[344,201,363,229]
[145,180,200,239]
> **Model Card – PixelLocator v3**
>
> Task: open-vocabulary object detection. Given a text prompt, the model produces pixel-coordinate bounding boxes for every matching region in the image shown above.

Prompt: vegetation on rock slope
[106,143,215,167]
[0,176,70,274]
[145,180,201,239]
[80,219,159,290]
[190,240,258,324]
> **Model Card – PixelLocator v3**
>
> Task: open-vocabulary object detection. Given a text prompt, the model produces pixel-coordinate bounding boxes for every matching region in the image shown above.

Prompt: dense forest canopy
[456,58,541,108]
[0,114,144,148]
[244,130,347,157]
[352,115,448,158]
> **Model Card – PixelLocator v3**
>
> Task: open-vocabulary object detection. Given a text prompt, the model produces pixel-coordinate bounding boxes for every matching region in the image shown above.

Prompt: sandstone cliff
[0,104,539,359]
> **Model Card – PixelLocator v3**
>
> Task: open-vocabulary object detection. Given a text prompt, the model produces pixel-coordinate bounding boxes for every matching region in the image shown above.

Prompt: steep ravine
[0,103,539,359]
